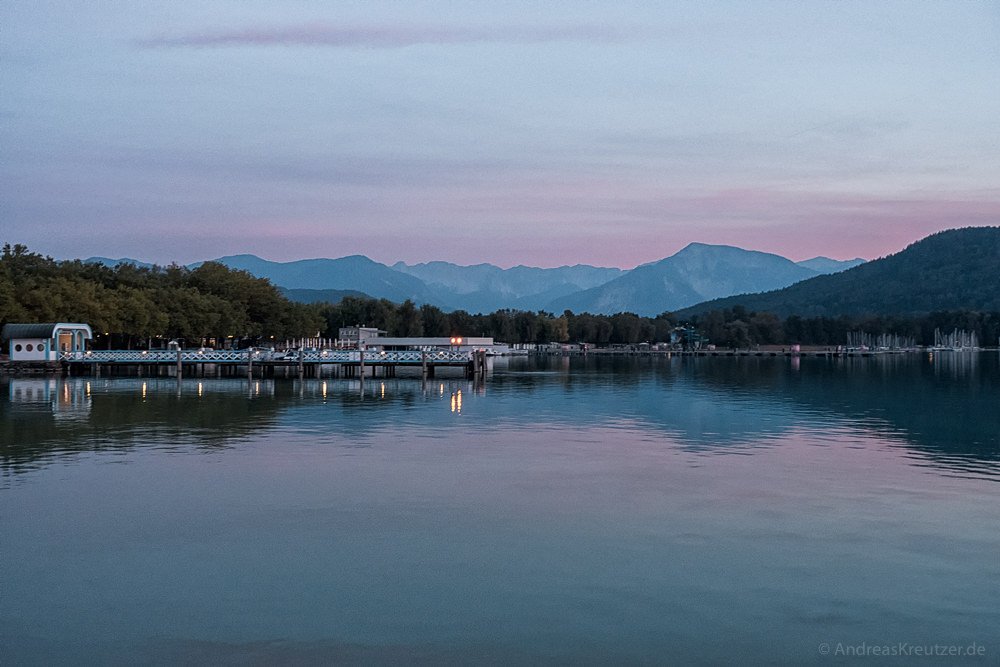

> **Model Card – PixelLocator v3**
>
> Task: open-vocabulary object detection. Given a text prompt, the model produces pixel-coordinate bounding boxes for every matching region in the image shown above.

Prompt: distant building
[335,326,496,352]
[337,326,386,345]
[367,336,495,352]
[1,323,93,361]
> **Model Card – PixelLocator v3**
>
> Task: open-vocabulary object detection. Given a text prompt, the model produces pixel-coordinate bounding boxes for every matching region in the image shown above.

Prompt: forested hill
[0,244,324,347]
[676,227,1000,318]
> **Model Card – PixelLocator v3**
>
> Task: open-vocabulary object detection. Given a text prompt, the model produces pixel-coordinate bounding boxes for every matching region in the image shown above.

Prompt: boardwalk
[61,348,489,380]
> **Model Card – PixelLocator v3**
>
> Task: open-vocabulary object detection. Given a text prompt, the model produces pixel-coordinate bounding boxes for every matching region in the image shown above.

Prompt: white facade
[364,336,495,351]
[338,326,386,344]
[9,338,52,361]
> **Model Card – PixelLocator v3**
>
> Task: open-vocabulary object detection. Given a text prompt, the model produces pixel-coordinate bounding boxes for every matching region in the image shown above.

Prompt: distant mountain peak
[548,244,817,316]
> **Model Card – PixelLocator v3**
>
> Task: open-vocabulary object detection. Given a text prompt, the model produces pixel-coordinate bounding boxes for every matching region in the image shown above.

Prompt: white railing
[62,349,473,364]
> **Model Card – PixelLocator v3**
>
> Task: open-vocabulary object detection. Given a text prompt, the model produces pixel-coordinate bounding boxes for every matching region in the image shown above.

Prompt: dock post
[176,348,182,378]
[298,349,304,378]
[359,349,365,379]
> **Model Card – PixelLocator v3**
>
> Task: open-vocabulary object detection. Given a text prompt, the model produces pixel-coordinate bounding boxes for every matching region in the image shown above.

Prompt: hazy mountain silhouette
[393,261,623,313]
[84,245,891,316]
[211,254,445,306]
[84,256,156,269]
[547,243,820,316]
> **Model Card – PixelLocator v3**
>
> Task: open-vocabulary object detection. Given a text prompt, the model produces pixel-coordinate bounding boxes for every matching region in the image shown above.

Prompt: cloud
[135,23,649,49]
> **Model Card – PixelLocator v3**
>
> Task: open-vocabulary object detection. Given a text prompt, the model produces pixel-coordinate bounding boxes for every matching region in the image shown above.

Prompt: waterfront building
[1,322,92,361]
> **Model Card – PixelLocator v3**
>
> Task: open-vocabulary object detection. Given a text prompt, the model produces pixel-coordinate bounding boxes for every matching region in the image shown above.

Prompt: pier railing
[61,349,473,365]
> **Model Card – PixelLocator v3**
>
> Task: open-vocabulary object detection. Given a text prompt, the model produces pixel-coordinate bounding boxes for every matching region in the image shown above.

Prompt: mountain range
[548,243,839,316]
[392,261,625,312]
[85,247,866,315]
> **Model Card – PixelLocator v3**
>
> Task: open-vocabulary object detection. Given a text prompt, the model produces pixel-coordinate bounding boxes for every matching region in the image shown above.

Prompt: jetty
[60,348,490,380]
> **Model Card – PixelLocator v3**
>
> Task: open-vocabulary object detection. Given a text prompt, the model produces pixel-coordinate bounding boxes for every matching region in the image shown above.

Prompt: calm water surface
[2,354,998,665]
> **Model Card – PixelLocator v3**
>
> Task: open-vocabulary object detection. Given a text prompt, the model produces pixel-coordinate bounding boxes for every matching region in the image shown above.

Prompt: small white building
[1,322,93,361]
[337,326,386,346]
[364,336,496,352]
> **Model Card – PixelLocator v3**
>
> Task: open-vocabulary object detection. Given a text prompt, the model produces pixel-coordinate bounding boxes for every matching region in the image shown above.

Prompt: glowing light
[322,381,327,399]
[380,382,385,399]
[254,381,260,396]
[197,382,203,397]
[85,381,91,396]
[141,382,147,400]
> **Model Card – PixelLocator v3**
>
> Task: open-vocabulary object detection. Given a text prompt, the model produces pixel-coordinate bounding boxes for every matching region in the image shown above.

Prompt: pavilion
[1,323,93,361]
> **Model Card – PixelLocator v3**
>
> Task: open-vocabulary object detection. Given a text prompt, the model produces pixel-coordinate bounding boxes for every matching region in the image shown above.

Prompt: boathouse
[1,322,92,361]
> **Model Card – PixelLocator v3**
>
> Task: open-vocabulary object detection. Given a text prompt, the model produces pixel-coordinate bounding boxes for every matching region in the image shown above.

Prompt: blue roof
[1,323,92,341]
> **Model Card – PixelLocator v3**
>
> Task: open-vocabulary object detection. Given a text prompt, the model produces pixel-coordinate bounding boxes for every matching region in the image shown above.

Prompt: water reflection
[2,353,999,481]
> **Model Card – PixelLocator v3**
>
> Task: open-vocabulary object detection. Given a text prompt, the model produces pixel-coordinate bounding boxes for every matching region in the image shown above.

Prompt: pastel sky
[2,1,999,268]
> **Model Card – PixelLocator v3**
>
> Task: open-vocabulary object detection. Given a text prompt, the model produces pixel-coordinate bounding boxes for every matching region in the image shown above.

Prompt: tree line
[687,306,1000,349]
[3,244,997,349]
[0,244,323,348]
[326,299,1000,348]
[321,297,680,345]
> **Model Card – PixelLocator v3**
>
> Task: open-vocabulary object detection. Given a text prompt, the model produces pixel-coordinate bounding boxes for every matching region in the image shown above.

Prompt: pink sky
[3,4,999,268]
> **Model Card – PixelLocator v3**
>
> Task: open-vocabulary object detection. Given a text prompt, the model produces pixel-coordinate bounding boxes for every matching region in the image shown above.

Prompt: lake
[2,353,998,665]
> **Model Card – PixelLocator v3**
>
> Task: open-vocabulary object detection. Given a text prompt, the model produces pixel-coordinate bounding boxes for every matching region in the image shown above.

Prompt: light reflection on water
[1,354,998,663]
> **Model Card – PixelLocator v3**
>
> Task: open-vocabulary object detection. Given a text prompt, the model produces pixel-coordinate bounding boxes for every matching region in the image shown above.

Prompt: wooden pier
[60,348,491,381]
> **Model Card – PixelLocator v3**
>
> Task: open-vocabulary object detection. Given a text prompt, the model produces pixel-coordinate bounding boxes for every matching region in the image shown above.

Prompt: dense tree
[0,244,323,347]
[419,304,450,337]
[396,300,423,337]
